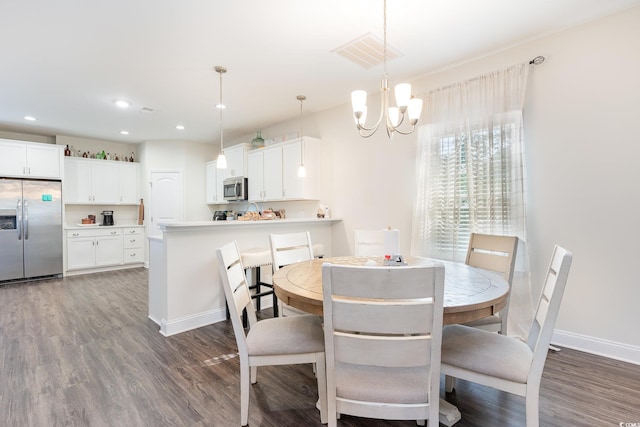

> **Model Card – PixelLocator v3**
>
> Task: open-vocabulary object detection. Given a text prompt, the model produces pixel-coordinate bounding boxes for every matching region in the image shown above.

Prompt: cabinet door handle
[130,253,136,257]
[111,231,117,235]
[73,232,79,237]
[129,239,136,243]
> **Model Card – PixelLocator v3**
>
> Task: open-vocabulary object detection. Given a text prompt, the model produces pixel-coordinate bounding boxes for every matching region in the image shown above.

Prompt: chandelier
[350,0,423,138]
[215,66,227,169]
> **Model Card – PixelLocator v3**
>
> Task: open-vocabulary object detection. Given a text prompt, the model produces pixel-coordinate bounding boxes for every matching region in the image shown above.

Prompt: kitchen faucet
[246,202,260,213]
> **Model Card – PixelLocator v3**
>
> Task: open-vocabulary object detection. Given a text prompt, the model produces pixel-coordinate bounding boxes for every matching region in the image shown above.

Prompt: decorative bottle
[251,130,265,149]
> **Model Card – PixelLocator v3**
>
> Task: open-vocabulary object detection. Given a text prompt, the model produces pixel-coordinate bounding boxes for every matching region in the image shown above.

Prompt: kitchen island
[148,218,341,336]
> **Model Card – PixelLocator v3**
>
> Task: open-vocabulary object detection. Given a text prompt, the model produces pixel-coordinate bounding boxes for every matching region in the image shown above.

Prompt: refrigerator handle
[24,200,29,240]
[17,199,22,240]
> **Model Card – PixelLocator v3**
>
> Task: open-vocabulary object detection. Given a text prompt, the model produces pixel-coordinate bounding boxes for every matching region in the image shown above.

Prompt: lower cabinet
[66,226,145,273]
[122,227,144,264]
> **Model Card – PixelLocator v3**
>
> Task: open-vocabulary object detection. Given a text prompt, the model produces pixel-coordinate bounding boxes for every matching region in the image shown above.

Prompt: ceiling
[1,0,639,145]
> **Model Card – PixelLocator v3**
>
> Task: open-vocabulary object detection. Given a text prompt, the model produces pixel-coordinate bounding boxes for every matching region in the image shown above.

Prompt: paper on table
[384,229,399,255]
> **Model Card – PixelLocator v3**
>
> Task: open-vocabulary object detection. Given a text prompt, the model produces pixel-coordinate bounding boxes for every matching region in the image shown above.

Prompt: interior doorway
[149,170,183,236]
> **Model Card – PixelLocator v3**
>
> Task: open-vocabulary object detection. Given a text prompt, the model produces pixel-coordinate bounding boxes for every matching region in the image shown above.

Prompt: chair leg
[272,291,279,317]
[315,352,328,424]
[240,361,250,426]
[254,267,262,311]
[250,366,257,384]
[445,375,455,393]
[525,389,540,427]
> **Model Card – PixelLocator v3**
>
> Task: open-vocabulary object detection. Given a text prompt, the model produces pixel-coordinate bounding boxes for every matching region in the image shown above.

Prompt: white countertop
[65,223,144,230]
[158,217,341,232]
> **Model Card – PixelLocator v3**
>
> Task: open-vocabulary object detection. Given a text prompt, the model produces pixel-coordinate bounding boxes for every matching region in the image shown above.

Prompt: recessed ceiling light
[24,116,36,121]
[120,130,129,135]
[176,125,185,130]
[216,103,226,109]
[115,100,130,108]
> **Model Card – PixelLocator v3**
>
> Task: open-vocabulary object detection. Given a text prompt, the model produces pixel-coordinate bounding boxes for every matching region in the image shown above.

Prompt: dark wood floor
[1,268,639,426]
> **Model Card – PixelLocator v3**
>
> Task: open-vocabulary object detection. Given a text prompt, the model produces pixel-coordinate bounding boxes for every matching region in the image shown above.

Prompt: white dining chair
[441,245,572,427]
[322,262,445,426]
[353,229,386,256]
[216,241,327,426]
[463,233,518,334]
[269,231,315,316]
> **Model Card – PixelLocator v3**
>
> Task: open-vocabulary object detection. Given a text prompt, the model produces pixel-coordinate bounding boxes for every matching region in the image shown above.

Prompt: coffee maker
[101,210,114,226]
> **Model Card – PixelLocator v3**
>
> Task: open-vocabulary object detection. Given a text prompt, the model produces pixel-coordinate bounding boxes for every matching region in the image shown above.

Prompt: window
[412,64,529,262]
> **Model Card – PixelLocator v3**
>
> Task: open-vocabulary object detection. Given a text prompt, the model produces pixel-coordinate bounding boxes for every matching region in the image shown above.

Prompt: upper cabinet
[205,160,219,204]
[64,157,140,205]
[282,137,321,200]
[248,145,283,201]
[205,144,250,204]
[224,144,249,179]
[0,139,63,179]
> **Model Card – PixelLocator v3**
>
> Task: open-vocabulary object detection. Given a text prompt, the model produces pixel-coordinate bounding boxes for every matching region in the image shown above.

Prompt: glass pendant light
[297,95,306,178]
[215,66,227,169]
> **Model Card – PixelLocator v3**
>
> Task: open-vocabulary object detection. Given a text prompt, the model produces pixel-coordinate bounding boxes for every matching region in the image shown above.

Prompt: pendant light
[297,95,306,178]
[350,0,422,138]
[215,66,228,169]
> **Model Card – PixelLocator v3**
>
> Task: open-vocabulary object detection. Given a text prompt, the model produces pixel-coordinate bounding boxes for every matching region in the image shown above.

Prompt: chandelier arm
[392,123,417,136]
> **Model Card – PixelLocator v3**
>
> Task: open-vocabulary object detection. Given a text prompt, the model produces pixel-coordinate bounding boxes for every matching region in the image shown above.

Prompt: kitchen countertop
[65,223,144,230]
[158,217,341,232]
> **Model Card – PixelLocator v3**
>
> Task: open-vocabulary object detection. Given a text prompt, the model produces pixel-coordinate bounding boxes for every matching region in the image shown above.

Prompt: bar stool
[226,247,278,325]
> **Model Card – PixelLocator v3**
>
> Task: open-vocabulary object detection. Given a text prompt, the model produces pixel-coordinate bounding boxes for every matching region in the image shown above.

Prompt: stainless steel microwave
[223,177,248,201]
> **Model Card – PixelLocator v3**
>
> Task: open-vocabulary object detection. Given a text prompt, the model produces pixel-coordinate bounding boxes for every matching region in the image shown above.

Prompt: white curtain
[411,63,533,338]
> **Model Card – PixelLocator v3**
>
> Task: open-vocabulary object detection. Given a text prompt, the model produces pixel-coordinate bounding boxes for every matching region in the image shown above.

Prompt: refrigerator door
[0,179,24,281]
[22,180,63,278]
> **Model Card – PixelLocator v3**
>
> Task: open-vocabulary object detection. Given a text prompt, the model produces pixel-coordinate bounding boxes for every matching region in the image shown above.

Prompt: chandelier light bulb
[394,83,412,111]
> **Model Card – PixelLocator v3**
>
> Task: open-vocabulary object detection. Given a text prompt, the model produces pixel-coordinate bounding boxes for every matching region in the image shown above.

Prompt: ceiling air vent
[332,33,401,69]
[139,107,154,114]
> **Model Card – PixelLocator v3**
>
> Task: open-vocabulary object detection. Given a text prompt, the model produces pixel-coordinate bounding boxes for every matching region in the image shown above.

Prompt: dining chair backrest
[526,245,572,378]
[466,233,518,284]
[322,262,445,425]
[216,241,256,352]
[270,231,314,271]
[353,229,386,256]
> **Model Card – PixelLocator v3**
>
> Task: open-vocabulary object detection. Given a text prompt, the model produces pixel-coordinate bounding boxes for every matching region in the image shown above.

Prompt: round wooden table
[272,256,509,325]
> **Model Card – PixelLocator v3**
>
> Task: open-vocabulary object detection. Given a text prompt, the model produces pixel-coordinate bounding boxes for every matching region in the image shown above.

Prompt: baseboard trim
[552,329,640,365]
[156,299,275,337]
[159,308,226,337]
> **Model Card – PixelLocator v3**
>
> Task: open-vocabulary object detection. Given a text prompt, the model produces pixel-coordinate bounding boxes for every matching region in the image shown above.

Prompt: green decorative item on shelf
[251,130,265,149]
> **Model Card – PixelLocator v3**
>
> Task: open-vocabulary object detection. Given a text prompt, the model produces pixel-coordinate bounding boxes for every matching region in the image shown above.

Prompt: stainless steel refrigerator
[0,178,63,282]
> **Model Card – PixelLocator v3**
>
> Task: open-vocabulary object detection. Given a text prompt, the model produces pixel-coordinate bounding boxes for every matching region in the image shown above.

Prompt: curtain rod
[529,56,545,65]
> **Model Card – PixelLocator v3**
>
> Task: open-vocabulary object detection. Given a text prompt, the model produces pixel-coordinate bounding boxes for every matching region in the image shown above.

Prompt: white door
[149,170,183,236]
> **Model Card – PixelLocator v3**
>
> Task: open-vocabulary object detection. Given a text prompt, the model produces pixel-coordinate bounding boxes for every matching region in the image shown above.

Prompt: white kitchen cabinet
[247,146,283,201]
[0,139,63,179]
[66,228,123,270]
[122,227,144,264]
[119,162,140,204]
[64,157,139,204]
[282,137,321,200]
[205,160,218,203]
[223,144,249,178]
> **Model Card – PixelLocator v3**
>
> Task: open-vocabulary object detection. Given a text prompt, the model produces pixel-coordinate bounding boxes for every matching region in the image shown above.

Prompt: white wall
[229,6,640,360]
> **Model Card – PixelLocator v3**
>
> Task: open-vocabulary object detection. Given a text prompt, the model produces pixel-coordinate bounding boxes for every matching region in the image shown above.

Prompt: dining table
[271,255,510,325]
[271,255,510,426]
